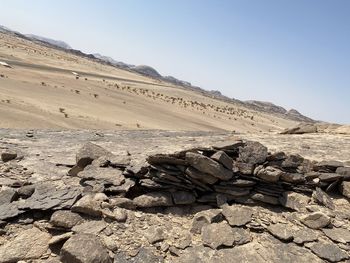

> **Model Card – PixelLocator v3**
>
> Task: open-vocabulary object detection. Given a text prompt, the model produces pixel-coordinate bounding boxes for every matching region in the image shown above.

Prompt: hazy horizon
[1,0,349,124]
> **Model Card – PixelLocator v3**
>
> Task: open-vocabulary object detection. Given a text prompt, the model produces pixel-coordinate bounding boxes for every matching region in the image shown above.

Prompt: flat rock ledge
[1,139,350,263]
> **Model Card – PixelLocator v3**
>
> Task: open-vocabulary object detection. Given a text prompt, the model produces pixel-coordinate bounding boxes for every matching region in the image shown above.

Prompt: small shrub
[93,94,98,98]
[75,90,80,94]
[59,108,65,113]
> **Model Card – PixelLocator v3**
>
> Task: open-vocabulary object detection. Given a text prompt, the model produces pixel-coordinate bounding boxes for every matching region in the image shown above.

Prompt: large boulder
[60,234,112,263]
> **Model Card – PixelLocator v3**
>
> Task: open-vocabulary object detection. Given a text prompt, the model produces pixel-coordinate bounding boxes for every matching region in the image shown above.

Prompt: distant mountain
[92,53,132,69]
[0,24,314,123]
[25,34,72,49]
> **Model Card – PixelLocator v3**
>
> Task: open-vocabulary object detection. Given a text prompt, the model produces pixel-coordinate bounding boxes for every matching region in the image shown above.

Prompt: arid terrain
[1,27,350,263]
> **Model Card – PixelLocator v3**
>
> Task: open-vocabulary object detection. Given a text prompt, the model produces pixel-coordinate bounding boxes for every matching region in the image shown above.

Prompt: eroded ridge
[1,140,350,263]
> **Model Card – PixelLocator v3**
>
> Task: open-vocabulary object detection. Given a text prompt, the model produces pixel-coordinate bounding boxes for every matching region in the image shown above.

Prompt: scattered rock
[76,142,112,168]
[145,226,166,244]
[309,241,349,262]
[300,212,331,229]
[254,166,284,182]
[71,194,105,217]
[222,205,253,226]
[323,228,350,244]
[60,234,112,263]
[201,221,234,249]
[1,150,17,162]
[293,228,319,245]
[0,188,18,204]
[191,209,223,234]
[267,223,294,242]
[50,210,84,229]
[279,191,310,212]
[0,227,51,263]
[133,192,173,208]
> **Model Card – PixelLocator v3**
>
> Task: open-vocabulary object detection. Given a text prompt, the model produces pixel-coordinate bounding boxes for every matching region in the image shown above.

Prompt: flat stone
[339,181,350,198]
[232,227,251,245]
[1,150,17,162]
[78,166,125,186]
[76,142,113,168]
[49,232,73,245]
[110,197,136,210]
[191,209,223,234]
[211,151,233,170]
[309,241,349,262]
[300,212,331,229]
[0,188,18,204]
[222,205,253,226]
[133,192,173,208]
[279,191,310,212]
[60,234,112,263]
[336,167,350,178]
[280,173,305,184]
[312,187,335,210]
[0,202,22,220]
[228,179,256,187]
[213,140,244,151]
[72,220,107,234]
[186,152,233,180]
[237,141,268,165]
[267,224,294,242]
[251,192,279,205]
[20,183,81,211]
[202,221,234,249]
[315,160,344,172]
[0,227,51,263]
[172,191,196,205]
[147,154,187,166]
[254,166,284,182]
[281,124,317,135]
[293,228,319,245]
[71,194,105,217]
[213,185,251,197]
[50,210,84,229]
[185,167,218,184]
[281,154,304,169]
[323,228,350,244]
[235,161,255,175]
[318,172,342,182]
[145,226,166,244]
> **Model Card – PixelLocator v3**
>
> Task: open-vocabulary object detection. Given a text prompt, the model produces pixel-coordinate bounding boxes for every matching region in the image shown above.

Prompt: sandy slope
[0,32,297,131]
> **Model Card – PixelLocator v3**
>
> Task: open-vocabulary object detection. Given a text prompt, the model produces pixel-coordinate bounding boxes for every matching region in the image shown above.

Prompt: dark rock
[172,191,196,205]
[191,209,223,234]
[315,160,344,172]
[60,234,112,263]
[279,191,310,212]
[211,151,233,170]
[68,165,84,176]
[222,205,253,226]
[17,185,35,199]
[235,161,255,175]
[185,166,218,184]
[281,154,304,169]
[0,227,51,263]
[238,141,268,165]
[312,187,335,210]
[251,192,279,205]
[300,212,330,229]
[201,221,234,249]
[50,210,84,229]
[280,173,305,184]
[133,192,173,208]
[212,140,244,151]
[323,228,350,244]
[226,179,256,187]
[213,185,251,197]
[0,203,22,220]
[293,228,319,244]
[318,172,343,182]
[1,150,17,162]
[186,152,233,180]
[254,166,284,182]
[79,166,125,186]
[20,184,81,211]
[147,154,187,166]
[267,223,294,242]
[309,241,349,262]
[76,142,113,168]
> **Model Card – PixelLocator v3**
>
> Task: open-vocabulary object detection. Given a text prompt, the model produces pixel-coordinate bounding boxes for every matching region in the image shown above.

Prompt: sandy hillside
[0,32,298,131]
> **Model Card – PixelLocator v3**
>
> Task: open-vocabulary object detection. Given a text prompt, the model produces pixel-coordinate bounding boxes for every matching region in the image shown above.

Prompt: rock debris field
[1,130,350,263]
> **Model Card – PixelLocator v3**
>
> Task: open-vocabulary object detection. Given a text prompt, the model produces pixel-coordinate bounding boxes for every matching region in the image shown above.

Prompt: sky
[1,0,349,124]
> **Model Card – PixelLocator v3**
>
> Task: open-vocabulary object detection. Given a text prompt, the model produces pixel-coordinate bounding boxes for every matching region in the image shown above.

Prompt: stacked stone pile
[1,140,350,263]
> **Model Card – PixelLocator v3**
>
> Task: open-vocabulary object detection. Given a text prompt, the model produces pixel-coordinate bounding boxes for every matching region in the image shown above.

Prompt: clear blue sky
[1,0,349,124]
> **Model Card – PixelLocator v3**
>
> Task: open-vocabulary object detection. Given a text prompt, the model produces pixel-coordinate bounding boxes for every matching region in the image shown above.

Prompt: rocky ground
[1,129,350,263]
